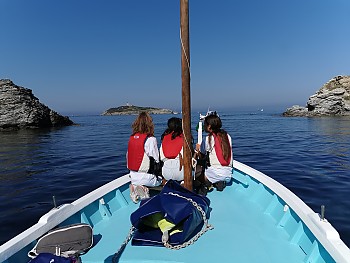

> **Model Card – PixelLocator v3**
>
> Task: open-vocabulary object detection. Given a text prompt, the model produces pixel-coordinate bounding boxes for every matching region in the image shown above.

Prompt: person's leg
[193,167,213,196]
[134,185,149,200]
[206,166,230,191]
[213,181,226,191]
[129,184,139,203]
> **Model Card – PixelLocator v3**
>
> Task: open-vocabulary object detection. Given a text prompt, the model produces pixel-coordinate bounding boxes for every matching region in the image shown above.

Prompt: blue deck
[3,169,336,263]
[80,174,329,263]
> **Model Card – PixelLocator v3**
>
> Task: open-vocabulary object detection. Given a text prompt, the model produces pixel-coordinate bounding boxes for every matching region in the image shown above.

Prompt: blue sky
[1,0,349,115]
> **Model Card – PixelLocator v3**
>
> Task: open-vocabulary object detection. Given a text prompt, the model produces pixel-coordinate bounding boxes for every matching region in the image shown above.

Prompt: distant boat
[260,108,264,112]
[199,107,219,120]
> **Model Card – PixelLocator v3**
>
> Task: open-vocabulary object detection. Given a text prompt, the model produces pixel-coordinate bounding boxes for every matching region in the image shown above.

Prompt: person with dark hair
[159,117,184,182]
[127,112,162,203]
[195,113,233,195]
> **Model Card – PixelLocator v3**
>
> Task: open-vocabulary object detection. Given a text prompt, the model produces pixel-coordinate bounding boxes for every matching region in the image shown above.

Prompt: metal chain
[162,192,214,250]
[112,192,213,262]
[112,226,135,263]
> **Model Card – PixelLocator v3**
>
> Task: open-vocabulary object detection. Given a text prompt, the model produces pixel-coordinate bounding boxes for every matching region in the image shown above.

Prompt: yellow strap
[158,218,176,232]
[158,218,183,235]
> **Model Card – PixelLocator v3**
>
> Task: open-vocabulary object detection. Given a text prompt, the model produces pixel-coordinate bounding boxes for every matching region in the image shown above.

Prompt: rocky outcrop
[0,79,74,130]
[102,105,176,115]
[283,75,350,117]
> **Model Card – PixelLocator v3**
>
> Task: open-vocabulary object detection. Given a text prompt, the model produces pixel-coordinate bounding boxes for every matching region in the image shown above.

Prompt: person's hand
[193,144,200,159]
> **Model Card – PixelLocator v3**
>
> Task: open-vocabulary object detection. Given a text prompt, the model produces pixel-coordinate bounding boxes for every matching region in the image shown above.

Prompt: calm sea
[1,111,350,248]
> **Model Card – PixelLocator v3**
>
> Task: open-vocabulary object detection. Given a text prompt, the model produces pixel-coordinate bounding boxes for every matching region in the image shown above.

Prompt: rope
[180,26,192,164]
[182,118,193,162]
[180,28,191,79]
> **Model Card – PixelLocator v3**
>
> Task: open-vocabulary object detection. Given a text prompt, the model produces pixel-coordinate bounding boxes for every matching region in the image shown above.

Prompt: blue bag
[28,253,73,263]
[130,180,211,247]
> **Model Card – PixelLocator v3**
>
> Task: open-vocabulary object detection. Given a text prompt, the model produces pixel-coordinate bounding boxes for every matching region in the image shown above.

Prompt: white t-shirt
[144,137,160,162]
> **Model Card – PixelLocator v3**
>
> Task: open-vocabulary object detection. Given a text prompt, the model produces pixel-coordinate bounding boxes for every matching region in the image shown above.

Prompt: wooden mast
[180,0,192,190]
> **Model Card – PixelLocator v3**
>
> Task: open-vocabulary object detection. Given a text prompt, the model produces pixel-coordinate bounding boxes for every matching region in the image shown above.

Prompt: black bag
[28,253,74,263]
[130,180,211,247]
[148,157,163,178]
[28,223,93,259]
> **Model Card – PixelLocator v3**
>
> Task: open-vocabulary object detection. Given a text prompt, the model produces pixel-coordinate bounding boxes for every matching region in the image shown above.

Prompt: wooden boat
[1,160,350,262]
[1,1,350,262]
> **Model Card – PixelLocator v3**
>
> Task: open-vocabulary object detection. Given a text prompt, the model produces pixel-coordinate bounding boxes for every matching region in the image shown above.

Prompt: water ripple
[1,113,350,247]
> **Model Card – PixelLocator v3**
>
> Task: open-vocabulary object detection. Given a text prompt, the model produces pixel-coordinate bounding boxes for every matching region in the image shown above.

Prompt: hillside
[283,75,350,116]
[101,105,175,115]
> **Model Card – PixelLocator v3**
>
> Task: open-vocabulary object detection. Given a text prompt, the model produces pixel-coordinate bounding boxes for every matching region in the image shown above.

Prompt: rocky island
[101,104,176,116]
[0,79,74,130]
[283,75,350,117]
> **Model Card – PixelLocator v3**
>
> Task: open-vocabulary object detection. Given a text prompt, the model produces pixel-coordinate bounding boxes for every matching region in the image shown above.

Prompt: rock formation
[283,75,350,117]
[0,79,74,130]
[102,105,175,115]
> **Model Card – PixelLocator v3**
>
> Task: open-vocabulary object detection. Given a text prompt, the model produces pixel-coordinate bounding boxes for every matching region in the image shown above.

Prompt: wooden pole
[180,0,193,191]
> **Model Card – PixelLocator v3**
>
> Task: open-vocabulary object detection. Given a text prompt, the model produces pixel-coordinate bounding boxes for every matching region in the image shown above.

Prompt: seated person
[160,117,184,183]
[127,112,162,203]
[195,113,233,195]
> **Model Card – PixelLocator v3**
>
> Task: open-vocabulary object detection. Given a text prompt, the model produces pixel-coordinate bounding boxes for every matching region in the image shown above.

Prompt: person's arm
[200,139,206,153]
[144,137,160,163]
[194,138,206,159]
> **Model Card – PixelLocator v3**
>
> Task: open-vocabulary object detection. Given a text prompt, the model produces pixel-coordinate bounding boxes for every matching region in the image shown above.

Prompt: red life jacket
[161,133,183,159]
[127,133,149,171]
[212,133,232,166]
